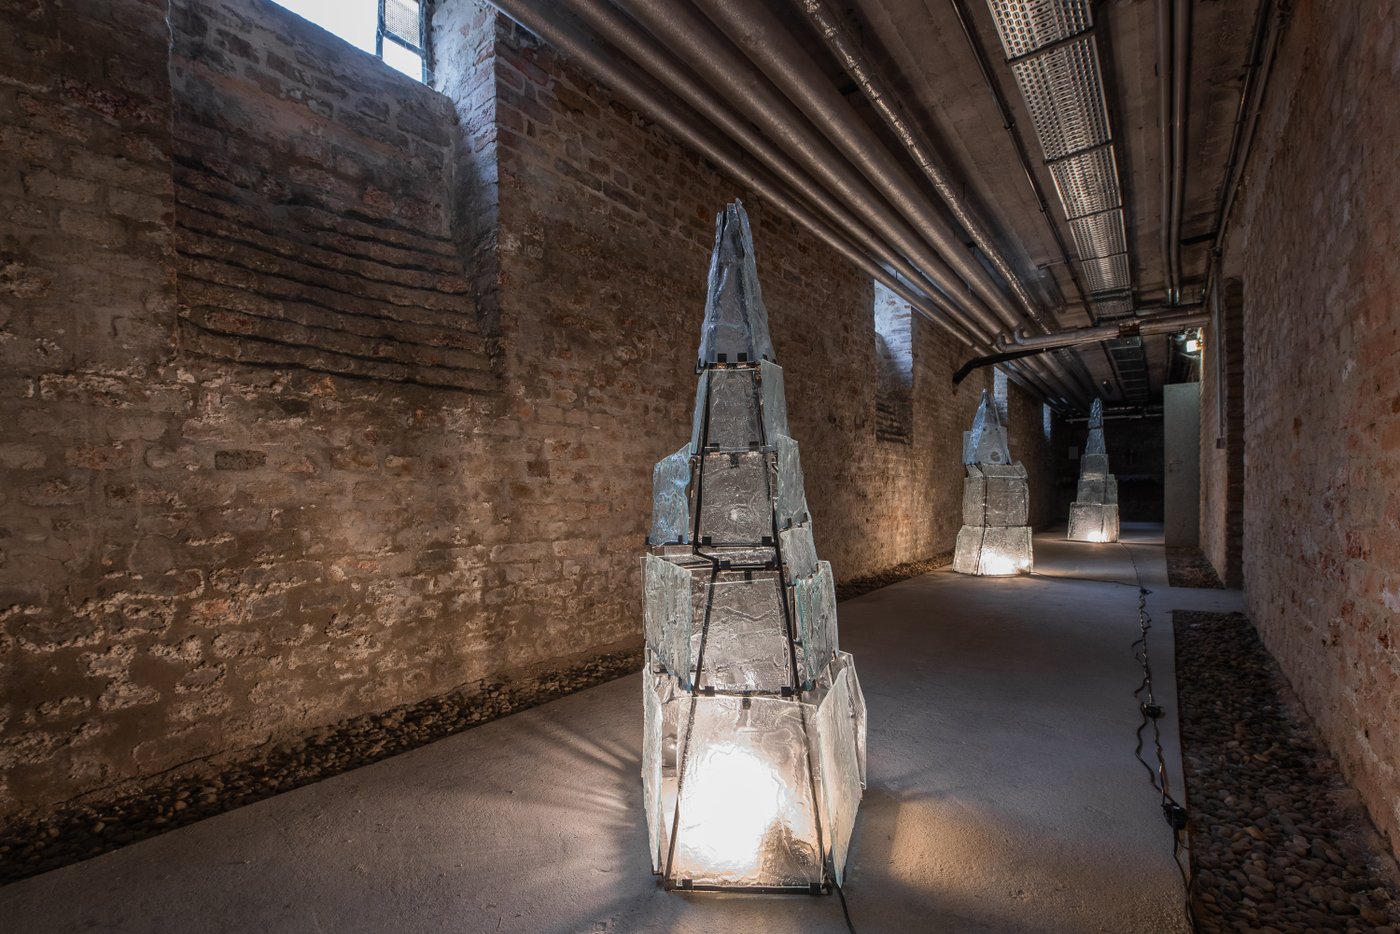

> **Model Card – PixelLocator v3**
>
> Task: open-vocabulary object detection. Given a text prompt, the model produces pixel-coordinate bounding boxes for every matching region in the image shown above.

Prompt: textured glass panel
[1068,503,1119,542]
[759,360,790,441]
[697,572,791,692]
[1079,452,1109,478]
[983,476,1029,527]
[697,450,771,544]
[1085,426,1106,457]
[978,526,1033,575]
[384,0,422,45]
[1076,477,1108,503]
[648,446,692,546]
[704,368,762,451]
[795,561,838,685]
[778,523,817,583]
[812,665,862,886]
[697,203,776,366]
[689,369,709,456]
[964,391,1011,465]
[835,652,868,788]
[643,555,694,687]
[643,663,665,872]
[953,525,986,575]
[1107,475,1119,504]
[774,434,809,530]
[672,695,822,887]
[961,467,986,526]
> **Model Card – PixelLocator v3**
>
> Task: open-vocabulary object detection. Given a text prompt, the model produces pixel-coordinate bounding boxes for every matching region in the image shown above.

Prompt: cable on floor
[834,878,857,934]
[1119,541,1197,931]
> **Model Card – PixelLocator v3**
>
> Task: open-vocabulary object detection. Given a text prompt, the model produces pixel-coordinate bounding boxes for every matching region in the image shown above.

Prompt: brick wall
[1199,279,1244,585]
[1222,0,1400,856]
[1,0,1064,822]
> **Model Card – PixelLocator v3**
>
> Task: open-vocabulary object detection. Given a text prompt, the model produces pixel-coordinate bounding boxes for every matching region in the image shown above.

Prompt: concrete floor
[1,523,1243,933]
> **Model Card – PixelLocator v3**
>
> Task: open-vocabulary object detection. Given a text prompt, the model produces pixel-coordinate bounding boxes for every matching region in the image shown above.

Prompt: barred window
[272,0,428,83]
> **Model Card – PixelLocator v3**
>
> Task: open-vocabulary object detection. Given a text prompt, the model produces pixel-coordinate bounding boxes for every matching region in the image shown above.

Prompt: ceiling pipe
[682,0,1091,407]
[560,0,989,345]
[1157,0,1176,304]
[793,0,1046,332]
[483,0,980,348]
[1003,309,1208,352]
[1170,0,1192,304]
[610,0,1002,340]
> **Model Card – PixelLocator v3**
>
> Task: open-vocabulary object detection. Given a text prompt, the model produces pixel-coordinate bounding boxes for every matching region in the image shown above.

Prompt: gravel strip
[0,648,642,887]
[1167,547,1226,589]
[1175,610,1400,932]
[835,551,953,601]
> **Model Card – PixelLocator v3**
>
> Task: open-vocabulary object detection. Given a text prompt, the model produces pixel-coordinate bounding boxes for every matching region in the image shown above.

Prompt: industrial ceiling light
[954,390,1033,575]
[1067,399,1120,542]
[642,202,866,893]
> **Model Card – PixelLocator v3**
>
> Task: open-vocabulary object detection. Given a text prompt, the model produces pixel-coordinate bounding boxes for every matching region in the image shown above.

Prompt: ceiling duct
[985,0,1152,404]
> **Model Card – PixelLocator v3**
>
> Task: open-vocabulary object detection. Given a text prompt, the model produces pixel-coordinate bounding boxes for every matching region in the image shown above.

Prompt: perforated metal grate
[384,0,422,47]
[1070,207,1127,259]
[1011,38,1110,160]
[1092,295,1134,321]
[1080,253,1130,294]
[988,0,1093,59]
[1048,145,1120,219]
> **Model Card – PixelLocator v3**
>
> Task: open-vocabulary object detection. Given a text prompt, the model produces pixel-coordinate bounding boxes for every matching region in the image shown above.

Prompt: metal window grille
[377,0,428,82]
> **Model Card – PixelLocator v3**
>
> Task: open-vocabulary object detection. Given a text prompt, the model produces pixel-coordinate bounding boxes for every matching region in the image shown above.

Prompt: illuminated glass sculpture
[641,201,867,893]
[953,390,1033,575]
[1067,398,1120,543]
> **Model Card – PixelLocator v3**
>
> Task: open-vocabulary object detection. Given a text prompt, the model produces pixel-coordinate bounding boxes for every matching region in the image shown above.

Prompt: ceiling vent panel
[1011,39,1110,160]
[1081,253,1130,294]
[1048,146,1120,219]
[1069,208,1127,259]
[987,0,1093,59]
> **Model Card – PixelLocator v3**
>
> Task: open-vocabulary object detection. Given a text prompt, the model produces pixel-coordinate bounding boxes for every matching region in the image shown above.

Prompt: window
[993,367,1009,421]
[1043,402,1053,441]
[872,281,914,444]
[271,0,427,82]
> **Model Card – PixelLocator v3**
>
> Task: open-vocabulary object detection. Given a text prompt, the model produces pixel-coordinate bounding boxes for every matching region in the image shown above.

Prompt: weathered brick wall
[1224,0,1400,856]
[1,0,1064,823]
[1002,376,1061,530]
[1199,280,1244,585]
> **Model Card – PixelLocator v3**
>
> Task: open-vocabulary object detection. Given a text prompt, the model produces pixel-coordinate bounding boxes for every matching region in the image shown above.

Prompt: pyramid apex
[697,201,776,368]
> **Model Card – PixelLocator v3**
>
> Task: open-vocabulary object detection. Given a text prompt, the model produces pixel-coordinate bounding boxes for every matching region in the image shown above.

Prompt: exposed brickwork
[0,0,1064,830]
[1199,279,1244,586]
[1221,0,1400,858]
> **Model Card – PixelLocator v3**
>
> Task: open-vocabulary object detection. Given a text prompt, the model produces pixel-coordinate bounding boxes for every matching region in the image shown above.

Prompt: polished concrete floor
[1,524,1243,933]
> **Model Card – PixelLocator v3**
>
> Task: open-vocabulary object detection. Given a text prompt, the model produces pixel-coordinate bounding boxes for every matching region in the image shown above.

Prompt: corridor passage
[0,525,1243,933]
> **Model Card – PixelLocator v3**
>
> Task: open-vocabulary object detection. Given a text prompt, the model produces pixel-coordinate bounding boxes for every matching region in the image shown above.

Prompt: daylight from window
[272,0,424,82]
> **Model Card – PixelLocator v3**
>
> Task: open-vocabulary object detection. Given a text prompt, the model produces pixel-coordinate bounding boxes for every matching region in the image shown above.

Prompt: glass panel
[1106,476,1119,504]
[671,694,822,887]
[381,40,423,81]
[643,555,694,687]
[779,523,817,583]
[835,652,868,788]
[642,663,665,872]
[953,525,985,575]
[1079,452,1109,478]
[961,467,986,526]
[812,665,863,886]
[1084,426,1106,457]
[689,369,709,456]
[1076,477,1107,503]
[983,476,1029,527]
[697,450,771,545]
[704,368,762,451]
[774,434,809,530]
[978,526,1033,575]
[795,561,837,685]
[697,572,791,693]
[964,390,1011,466]
[759,360,789,441]
[648,445,693,545]
[697,204,776,366]
[383,0,422,45]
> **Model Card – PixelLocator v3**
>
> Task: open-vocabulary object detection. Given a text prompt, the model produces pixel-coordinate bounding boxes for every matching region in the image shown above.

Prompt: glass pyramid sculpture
[641,201,866,893]
[953,390,1033,575]
[1067,398,1120,542]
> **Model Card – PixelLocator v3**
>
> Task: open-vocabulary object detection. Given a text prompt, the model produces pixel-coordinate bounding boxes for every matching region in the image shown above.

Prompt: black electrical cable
[1119,542,1196,930]
[833,879,858,934]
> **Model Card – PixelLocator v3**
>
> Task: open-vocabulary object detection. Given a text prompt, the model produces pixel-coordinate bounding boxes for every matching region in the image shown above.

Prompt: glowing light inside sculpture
[641,201,866,892]
[1067,399,1121,543]
[953,389,1033,575]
